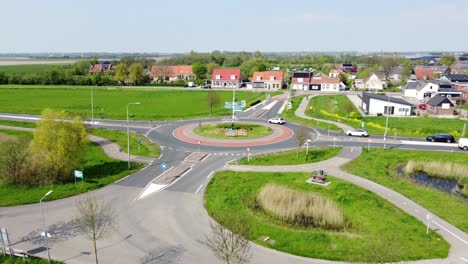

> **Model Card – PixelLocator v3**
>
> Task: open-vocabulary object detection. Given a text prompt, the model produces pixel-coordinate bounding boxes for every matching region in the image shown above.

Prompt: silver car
[346,129,369,137]
[268,117,285,124]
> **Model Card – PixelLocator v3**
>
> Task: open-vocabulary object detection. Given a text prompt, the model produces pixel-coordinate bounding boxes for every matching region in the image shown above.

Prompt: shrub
[256,184,347,230]
[249,100,261,107]
[0,138,34,186]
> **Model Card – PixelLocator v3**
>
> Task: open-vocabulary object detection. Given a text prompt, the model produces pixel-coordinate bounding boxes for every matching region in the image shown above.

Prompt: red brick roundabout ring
[172,121,294,147]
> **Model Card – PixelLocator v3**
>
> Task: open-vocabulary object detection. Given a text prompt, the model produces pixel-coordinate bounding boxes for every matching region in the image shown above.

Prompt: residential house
[354,79,365,89]
[291,72,312,90]
[426,95,455,116]
[321,76,340,92]
[341,63,357,73]
[150,65,194,82]
[461,87,468,101]
[414,66,450,80]
[440,74,468,91]
[89,61,113,74]
[211,69,241,88]
[252,71,284,89]
[329,68,342,78]
[401,80,440,101]
[436,88,462,99]
[450,64,468,74]
[362,92,413,116]
[363,73,387,91]
[309,77,322,91]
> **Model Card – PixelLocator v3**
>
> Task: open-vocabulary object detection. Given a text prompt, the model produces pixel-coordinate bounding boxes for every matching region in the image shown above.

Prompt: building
[363,73,387,91]
[461,87,468,101]
[150,65,194,82]
[329,68,342,78]
[341,63,357,73]
[451,64,468,74]
[414,66,450,80]
[362,92,413,116]
[436,88,462,99]
[251,71,284,89]
[291,72,312,90]
[321,76,340,92]
[354,79,365,89]
[440,74,468,91]
[426,95,455,116]
[211,69,241,88]
[89,62,113,74]
[401,80,440,101]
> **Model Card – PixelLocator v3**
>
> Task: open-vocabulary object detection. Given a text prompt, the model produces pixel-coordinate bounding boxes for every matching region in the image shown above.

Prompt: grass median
[193,123,273,140]
[342,148,468,233]
[205,171,448,262]
[237,147,341,165]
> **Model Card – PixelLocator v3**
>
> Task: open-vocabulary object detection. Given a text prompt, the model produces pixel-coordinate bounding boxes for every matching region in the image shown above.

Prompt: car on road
[458,138,468,150]
[203,84,211,89]
[346,128,369,137]
[426,133,455,143]
[268,117,285,124]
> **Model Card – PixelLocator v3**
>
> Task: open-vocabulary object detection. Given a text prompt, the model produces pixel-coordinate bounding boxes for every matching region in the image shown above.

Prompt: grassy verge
[306,94,467,138]
[0,254,63,264]
[193,123,273,139]
[280,95,342,132]
[0,119,36,128]
[0,64,66,74]
[91,128,160,158]
[0,85,274,120]
[205,171,448,262]
[0,130,143,206]
[238,147,341,165]
[342,148,468,233]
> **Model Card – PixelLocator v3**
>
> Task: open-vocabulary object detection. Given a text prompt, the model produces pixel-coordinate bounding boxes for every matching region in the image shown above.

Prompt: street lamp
[127,102,141,169]
[384,95,390,149]
[40,190,53,263]
[232,84,236,124]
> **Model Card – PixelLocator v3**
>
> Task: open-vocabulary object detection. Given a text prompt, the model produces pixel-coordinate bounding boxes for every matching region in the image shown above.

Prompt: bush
[0,138,34,186]
[249,99,261,107]
[256,184,347,230]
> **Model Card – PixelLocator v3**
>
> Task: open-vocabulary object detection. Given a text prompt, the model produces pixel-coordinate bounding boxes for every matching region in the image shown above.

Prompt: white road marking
[195,184,203,194]
[261,101,277,110]
[432,221,468,245]
[138,183,167,199]
[206,171,214,179]
[400,140,456,147]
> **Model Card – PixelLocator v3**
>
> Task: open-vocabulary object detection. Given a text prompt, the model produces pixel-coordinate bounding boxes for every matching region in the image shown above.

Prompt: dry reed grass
[404,160,468,180]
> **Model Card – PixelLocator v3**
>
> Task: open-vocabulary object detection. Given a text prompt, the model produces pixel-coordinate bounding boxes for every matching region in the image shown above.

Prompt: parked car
[418,103,427,110]
[203,84,211,89]
[426,133,455,143]
[346,129,369,137]
[268,117,285,124]
[458,138,468,150]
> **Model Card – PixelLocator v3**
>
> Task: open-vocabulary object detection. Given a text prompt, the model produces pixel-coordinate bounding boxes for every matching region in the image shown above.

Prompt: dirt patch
[0,132,17,142]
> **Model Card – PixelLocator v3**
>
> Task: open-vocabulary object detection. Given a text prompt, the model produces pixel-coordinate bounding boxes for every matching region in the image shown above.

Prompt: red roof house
[150,65,194,82]
[212,69,241,88]
[414,68,434,80]
[251,71,284,89]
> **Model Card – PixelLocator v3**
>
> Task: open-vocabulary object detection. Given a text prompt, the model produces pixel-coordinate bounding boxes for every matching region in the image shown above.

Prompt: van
[459,138,468,150]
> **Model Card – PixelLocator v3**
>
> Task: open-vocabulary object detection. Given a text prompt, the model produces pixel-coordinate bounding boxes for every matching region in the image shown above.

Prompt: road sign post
[74,170,83,183]
[197,140,201,152]
[246,147,250,162]
[160,163,167,172]
[426,214,432,235]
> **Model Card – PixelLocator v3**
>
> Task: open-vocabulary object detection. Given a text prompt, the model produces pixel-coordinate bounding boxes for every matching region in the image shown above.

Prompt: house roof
[252,71,284,82]
[292,72,312,78]
[461,87,468,93]
[438,88,461,94]
[89,64,102,73]
[212,68,241,81]
[427,95,454,107]
[402,80,441,91]
[443,74,468,83]
[363,92,414,107]
[322,77,340,84]
[150,65,193,77]
[414,68,433,80]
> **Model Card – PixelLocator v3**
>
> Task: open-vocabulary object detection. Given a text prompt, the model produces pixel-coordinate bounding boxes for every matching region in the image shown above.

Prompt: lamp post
[40,190,53,263]
[384,95,390,149]
[232,84,236,124]
[127,102,141,169]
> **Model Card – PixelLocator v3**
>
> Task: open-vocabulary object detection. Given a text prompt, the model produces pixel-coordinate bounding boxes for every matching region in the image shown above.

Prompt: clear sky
[1,0,467,53]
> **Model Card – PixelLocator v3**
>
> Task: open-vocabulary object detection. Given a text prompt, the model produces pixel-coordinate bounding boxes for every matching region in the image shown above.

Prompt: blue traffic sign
[160,163,167,171]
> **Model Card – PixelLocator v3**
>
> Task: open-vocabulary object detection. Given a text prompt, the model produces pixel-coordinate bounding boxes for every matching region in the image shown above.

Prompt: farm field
[306,94,467,138]
[0,85,276,120]
[0,64,67,74]
[205,170,449,262]
[343,148,468,233]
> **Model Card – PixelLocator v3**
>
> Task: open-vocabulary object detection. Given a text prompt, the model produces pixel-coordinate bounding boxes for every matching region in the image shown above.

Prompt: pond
[396,167,463,196]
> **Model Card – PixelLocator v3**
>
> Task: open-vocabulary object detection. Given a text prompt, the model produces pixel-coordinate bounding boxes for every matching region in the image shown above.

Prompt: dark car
[426,134,455,143]
[203,85,211,89]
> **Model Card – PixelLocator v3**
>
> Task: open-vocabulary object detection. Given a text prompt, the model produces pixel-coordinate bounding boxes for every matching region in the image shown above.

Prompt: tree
[206,63,220,79]
[91,56,98,66]
[338,73,348,84]
[128,63,145,85]
[380,57,399,81]
[31,109,87,184]
[0,139,32,186]
[205,90,220,116]
[73,59,91,75]
[74,194,115,264]
[192,62,207,80]
[205,220,251,264]
[114,64,128,84]
[344,100,355,118]
[401,61,412,80]
[439,54,456,66]
[294,125,308,156]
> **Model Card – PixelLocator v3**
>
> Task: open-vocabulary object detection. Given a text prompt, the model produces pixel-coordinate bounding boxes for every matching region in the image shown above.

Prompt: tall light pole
[384,95,390,149]
[40,190,53,263]
[127,102,141,169]
[232,83,236,124]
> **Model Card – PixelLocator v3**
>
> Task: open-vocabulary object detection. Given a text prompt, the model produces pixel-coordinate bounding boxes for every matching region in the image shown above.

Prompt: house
[291,72,313,90]
[450,64,468,74]
[329,68,342,78]
[426,95,455,116]
[150,65,194,82]
[461,87,468,101]
[89,62,113,74]
[341,63,357,73]
[436,88,462,99]
[414,66,451,80]
[252,71,284,89]
[309,77,322,91]
[354,79,365,89]
[363,73,387,91]
[321,77,340,92]
[362,92,413,116]
[401,80,440,101]
[211,69,241,88]
[440,74,468,91]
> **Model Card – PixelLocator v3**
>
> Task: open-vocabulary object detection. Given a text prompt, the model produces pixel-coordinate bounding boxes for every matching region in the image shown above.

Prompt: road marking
[414,209,419,213]
[195,184,203,194]
[206,171,214,179]
[461,257,468,261]
[432,221,468,245]
[138,183,167,199]
[261,101,277,110]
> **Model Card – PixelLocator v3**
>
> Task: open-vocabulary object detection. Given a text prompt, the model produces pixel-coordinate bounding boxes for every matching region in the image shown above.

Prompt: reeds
[404,160,468,180]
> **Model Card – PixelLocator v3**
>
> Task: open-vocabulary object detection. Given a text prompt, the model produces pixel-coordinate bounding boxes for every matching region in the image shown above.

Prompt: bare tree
[344,100,355,119]
[295,126,308,157]
[205,90,221,116]
[74,194,115,264]
[205,220,251,264]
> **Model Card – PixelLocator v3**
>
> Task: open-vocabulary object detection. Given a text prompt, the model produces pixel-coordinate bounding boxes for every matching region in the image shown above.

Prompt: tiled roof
[321,77,340,84]
[414,68,433,80]
[150,65,193,77]
[89,64,102,73]
[212,69,241,81]
[252,71,284,82]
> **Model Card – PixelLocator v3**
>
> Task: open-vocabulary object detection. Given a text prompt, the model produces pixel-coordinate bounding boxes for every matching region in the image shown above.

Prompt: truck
[459,138,468,150]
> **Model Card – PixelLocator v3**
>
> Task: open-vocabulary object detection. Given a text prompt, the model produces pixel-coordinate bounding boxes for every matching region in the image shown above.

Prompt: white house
[401,80,440,101]
[362,92,414,116]
[321,77,340,92]
[364,73,387,91]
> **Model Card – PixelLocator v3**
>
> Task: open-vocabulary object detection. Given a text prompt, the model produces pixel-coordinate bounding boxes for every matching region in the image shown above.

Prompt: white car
[346,129,369,137]
[268,117,285,124]
[459,138,468,151]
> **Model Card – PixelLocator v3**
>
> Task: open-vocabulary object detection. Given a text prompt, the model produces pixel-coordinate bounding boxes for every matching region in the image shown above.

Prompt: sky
[1,0,467,53]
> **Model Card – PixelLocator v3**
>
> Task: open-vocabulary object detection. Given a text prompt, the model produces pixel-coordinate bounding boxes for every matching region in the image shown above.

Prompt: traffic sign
[160,163,167,171]
[74,170,83,179]
[246,147,250,152]
[197,140,201,145]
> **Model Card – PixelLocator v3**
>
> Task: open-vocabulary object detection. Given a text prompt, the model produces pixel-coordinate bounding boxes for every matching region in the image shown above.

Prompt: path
[294,96,354,132]
[225,146,468,262]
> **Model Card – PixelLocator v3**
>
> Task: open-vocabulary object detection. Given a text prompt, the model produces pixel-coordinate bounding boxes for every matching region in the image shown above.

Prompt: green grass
[238,147,341,165]
[306,95,467,138]
[280,95,342,132]
[0,85,272,120]
[342,148,468,233]
[0,130,143,206]
[91,128,160,158]
[0,119,36,128]
[193,123,273,139]
[0,255,63,264]
[205,171,449,262]
[0,64,66,74]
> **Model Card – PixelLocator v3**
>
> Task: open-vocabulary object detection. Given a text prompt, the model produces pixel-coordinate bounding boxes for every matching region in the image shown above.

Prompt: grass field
[306,95,467,138]
[237,147,341,165]
[342,148,468,233]
[205,171,448,262]
[0,130,143,206]
[0,85,274,120]
[0,64,66,74]
[0,119,36,128]
[0,255,63,264]
[193,123,273,139]
[280,95,342,132]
